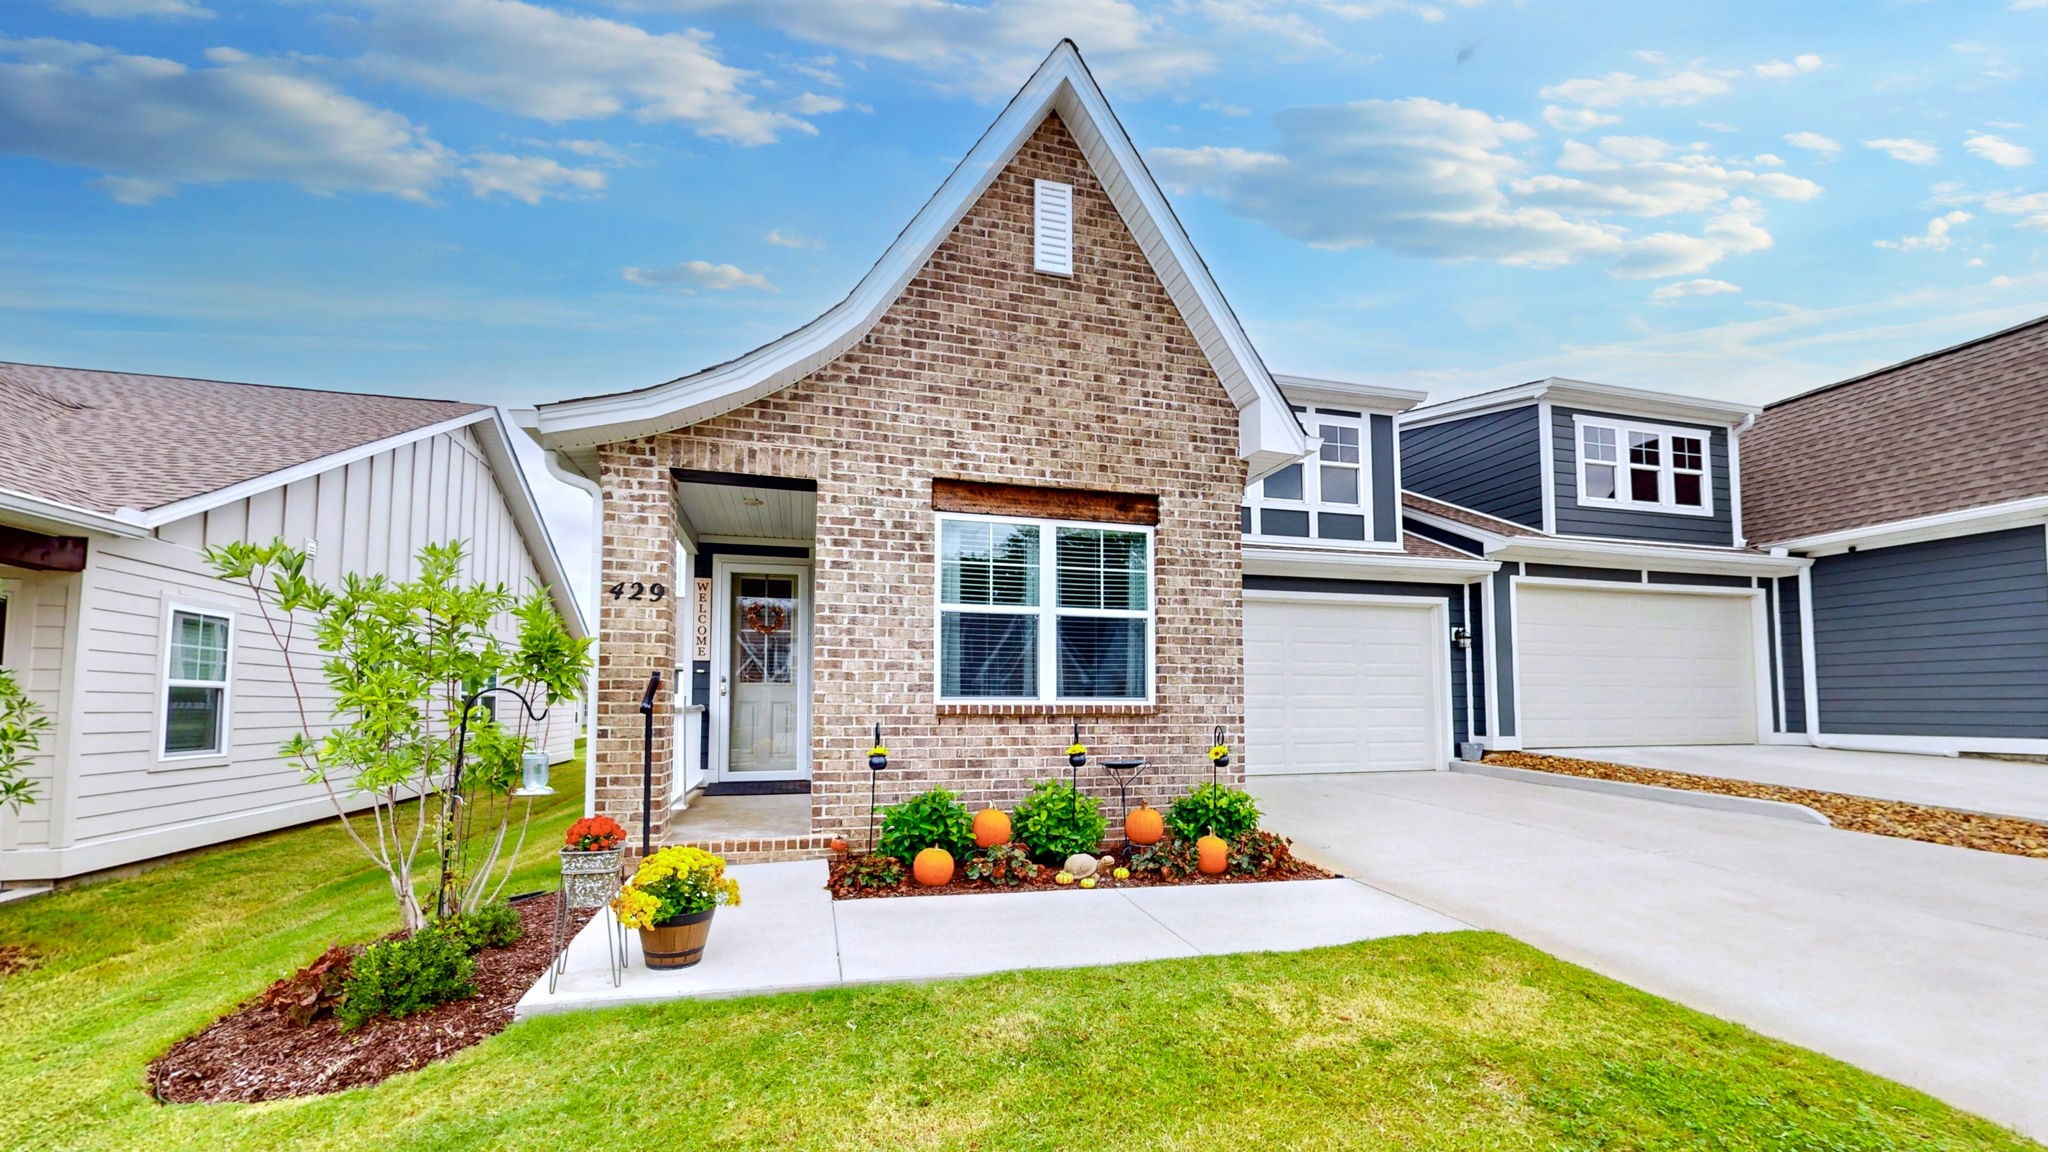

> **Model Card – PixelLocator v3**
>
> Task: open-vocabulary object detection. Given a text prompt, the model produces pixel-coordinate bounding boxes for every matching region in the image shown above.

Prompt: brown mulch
[0,944,34,976]
[149,894,593,1103]
[828,841,1332,900]
[1487,752,2048,859]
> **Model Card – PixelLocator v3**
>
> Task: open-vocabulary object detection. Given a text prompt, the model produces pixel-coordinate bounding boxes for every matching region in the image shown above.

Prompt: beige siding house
[0,364,586,887]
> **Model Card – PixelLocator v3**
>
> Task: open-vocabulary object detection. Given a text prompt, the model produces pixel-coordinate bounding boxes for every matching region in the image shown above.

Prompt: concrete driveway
[1250,770,2048,1141]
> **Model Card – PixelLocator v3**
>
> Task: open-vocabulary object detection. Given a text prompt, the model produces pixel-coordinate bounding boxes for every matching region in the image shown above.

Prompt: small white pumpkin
[1063,853,1099,879]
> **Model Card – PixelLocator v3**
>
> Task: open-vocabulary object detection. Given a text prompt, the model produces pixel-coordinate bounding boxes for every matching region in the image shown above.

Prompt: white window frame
[158,599,236,765]
[1572,414,1715,518]
[932,511,1156,705]
[1243,407,1389,549]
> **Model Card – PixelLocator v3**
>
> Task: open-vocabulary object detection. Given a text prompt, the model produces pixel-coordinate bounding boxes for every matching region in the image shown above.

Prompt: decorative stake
[1208,725,1231,783]
[866,724,889,854]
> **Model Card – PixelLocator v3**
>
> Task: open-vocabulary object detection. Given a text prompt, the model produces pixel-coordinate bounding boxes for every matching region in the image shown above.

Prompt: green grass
[0,760,2036,1152]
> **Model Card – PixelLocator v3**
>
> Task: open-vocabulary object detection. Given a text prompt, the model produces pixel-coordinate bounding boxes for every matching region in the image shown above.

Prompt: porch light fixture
[512,751,556,797]
[1451,625,1472,650]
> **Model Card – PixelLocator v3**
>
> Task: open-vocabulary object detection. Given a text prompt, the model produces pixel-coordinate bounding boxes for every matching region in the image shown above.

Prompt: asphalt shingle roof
[0,362,482,515]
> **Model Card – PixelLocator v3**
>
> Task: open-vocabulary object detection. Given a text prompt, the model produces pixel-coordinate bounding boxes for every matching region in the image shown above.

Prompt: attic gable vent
[1033,179,1074,276]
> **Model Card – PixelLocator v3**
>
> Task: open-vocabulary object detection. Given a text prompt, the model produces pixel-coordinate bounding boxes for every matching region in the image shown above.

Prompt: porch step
[670,833,840,864]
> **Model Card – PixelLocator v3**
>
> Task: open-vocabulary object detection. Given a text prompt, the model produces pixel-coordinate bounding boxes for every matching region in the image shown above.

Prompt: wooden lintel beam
[0,525,88,572]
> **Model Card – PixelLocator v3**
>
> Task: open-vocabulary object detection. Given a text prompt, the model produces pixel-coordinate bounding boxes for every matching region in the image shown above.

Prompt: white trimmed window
[1575,416,1712,515]
[937,514,1152,702]
[1242,407,1374,543]
[163,607,232,758]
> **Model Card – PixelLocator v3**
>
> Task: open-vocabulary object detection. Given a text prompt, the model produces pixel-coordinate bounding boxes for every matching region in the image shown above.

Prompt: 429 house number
[607,580,667,601]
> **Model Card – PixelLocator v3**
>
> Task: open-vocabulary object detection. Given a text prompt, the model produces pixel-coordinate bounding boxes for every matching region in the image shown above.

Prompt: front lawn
[0,768,2035,1152]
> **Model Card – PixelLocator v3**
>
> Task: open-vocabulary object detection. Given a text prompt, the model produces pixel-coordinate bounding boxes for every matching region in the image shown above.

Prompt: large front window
[938,515,1152,702]
[1576,416,1711,515]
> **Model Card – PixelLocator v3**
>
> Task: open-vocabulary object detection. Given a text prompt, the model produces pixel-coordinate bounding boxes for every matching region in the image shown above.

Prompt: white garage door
[1245,597,1445,775]
[1518,584,1758,748]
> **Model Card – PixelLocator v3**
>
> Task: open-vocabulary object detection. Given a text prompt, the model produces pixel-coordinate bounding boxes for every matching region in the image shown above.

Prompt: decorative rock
[1063,853,1099,879]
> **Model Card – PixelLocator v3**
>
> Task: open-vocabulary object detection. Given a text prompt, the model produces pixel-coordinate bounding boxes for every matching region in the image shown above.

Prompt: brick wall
[592,112,1247,844]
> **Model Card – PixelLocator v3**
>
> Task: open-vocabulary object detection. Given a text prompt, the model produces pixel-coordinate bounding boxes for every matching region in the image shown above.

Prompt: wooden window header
[931,479,1158,526]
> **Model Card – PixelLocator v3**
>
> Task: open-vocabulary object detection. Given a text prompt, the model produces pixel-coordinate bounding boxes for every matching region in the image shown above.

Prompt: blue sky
[4,0,2047,590]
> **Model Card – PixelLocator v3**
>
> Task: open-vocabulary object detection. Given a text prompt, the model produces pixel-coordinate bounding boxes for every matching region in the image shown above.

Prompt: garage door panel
[1519,584,1756,748]
[1245,599,1444,775]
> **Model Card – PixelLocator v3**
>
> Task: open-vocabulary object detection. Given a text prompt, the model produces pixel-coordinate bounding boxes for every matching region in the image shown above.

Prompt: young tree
[0,667,48,813]
[208,539,590,930]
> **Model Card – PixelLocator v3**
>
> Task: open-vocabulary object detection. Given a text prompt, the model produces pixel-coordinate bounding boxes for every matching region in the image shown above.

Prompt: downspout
[1730,412,1755,548]
[539,448,604,819]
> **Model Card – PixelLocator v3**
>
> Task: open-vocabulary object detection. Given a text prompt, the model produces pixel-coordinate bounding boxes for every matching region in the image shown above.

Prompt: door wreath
[743,601,787,635]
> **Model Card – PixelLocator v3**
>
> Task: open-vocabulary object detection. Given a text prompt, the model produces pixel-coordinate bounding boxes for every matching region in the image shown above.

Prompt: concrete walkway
[1251,770,2048,1141]
[1547,744,2048,823]
[516,859,1465,1018]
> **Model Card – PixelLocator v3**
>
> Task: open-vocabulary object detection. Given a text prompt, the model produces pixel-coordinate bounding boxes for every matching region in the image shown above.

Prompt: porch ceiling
[676,481,815,542]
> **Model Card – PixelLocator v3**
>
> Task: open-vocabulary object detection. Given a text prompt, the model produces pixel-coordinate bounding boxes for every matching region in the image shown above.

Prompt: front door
[711,562,810,782]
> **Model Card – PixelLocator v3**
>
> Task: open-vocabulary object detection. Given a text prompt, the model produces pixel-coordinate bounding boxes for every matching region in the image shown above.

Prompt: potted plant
[612,846,742,969]
[560,815,627,908]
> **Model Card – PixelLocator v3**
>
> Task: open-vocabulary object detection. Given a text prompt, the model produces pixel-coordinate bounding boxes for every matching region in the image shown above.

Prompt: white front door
[1245,595,1448,775]
[1516,582,1761,747]
[710,561,811,782]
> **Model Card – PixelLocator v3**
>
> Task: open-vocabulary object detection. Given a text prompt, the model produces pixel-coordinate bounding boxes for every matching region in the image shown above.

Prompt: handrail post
[640,670,663,858]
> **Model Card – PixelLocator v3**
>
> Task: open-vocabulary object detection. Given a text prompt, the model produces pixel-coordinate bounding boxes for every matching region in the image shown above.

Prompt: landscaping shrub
[876,788,975,863]
[1127,836,1199,880]
[337,927,476,1029]
[1167,782,1260,842]
[832,853,906,891]
[1228,829,1294,877]
[964,842,1041,887]
[1012,779,1107,865]
[259,944,357,1028]
[441,901,523,953]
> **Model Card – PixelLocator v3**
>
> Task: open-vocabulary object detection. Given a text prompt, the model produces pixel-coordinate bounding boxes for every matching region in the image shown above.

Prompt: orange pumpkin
[972,807,1012,849]
[912,847,955,886]
[1196,834,1229,876]
[1124,804,1165,846]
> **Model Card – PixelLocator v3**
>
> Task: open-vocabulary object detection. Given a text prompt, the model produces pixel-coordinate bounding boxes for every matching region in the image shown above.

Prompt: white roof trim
[1243,544,1496,583]
[1274,374,1428,414]
[466,412,591,638]
[1769,492,2048,556]
[1402,377,1758,431]
[1403,498,1803,576]
[527,40,1307,479]
[0,486,148,539]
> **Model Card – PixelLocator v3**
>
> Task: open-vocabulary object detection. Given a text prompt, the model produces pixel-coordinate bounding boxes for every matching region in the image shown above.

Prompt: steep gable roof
[523,40,1308,480]
[1742,313,2048,545]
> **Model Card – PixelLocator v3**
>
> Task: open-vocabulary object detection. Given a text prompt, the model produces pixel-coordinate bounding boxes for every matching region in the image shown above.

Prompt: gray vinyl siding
[1400,407,1544,529]
[1775,576,1806,733]
[1242,575,1474,747]
[1551,407,1735,546]
[1809,527,2048,738]
[1491,564,1517,738]
[1370,413,1397,543]
[1401,518,1485,557]
[1526,563,1638,583]
[1648,571,1754,588]
[1466,581,1487,738]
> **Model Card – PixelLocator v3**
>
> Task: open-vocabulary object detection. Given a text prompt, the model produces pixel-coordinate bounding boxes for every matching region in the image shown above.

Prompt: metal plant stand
[551,849,627,992]
[1101,758,1150,831]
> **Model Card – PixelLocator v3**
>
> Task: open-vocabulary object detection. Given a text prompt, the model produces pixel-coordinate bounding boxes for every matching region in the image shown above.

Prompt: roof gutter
[0,487,149,539]
[1243,545,1497,584]
[1768,492,2048,557]
[1490,535,1808,577]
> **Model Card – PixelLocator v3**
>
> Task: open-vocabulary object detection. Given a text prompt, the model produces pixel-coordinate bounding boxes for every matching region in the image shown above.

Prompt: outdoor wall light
[1451,625,1472,650]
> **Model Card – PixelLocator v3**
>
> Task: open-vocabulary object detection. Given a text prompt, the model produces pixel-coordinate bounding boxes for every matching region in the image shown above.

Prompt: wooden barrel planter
[639,909,716,969]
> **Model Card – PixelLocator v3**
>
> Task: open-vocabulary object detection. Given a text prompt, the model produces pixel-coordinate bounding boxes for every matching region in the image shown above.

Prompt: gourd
[972,807,1012,849]
[1124,804,1165,846]
[1196,834,1228,876]
[912,847,955,886]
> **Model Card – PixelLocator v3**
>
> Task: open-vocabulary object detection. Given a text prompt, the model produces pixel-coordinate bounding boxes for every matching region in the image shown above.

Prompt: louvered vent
[1033,179,1074,276]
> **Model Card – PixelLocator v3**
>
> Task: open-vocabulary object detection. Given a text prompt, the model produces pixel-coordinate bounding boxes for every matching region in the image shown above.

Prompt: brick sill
[935,702,1160,718]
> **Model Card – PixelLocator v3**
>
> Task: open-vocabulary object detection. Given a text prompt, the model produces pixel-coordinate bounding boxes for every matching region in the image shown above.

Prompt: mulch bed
[149,894,592,1103]
[828,842,1331,900]
[1487,752,2048,859]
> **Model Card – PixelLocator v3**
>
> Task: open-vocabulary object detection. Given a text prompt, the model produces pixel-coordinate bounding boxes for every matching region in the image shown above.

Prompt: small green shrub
[964,842,1042,887]
[834,853,906,891]
[1011,779,1107,865]
[337,926,476,1029]
[876,788,974,862]
[1127,836,1199,880]
[1167,782,1260,842]
[1228,829,1294,876]
[440,902,523,953]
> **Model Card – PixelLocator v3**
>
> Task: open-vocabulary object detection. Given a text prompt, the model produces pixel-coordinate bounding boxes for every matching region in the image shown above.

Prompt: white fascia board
[467,412,592,639]
[1274,374,1429,414]
[1399,386,1545,430]
[1769,493,2048,556]
[1243,545,1497,584]
[1491,535,1808,577]
[0,487,148,539]
[1402,377,1757,432]
[129,409,495,530]
[529,41,1307,468]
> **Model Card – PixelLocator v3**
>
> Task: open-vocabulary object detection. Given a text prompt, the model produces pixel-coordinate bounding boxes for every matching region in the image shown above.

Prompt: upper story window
[1576,415,1712,516]
[162,606,232,758]
[1243,407,1372,544]
[937,513,1152,703]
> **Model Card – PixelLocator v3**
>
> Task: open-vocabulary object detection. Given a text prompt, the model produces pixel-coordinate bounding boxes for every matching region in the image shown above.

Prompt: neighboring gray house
[1742,316,2048,757]
[0,363,586,887]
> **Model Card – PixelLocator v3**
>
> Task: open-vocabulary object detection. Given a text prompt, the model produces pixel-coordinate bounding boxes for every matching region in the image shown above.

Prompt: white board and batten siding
[1245,595,1449,775]
[7,425,578,880]
[0,571,79,853]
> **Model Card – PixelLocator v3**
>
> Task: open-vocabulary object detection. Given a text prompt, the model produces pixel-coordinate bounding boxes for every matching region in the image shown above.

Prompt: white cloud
[1964,131,2035,168]
[0,37,449,203]
[1632,50,1668,65]
[1753,54,1822,78]
[1542,105,1620,132]
[1863,137,1940,165]
[463,153,606,203]
[622,260,776,291]
[1151,99,1810,280]
[1874,210,1972,252]
[1976,188,2048,229]
[1538,69,1732,110]
[764,229,822,249]
[339,0,814,143]
[1783,131,1842,154]
[783,92,846,115]
[51,0,212,16]
[1650,278,1740,301]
